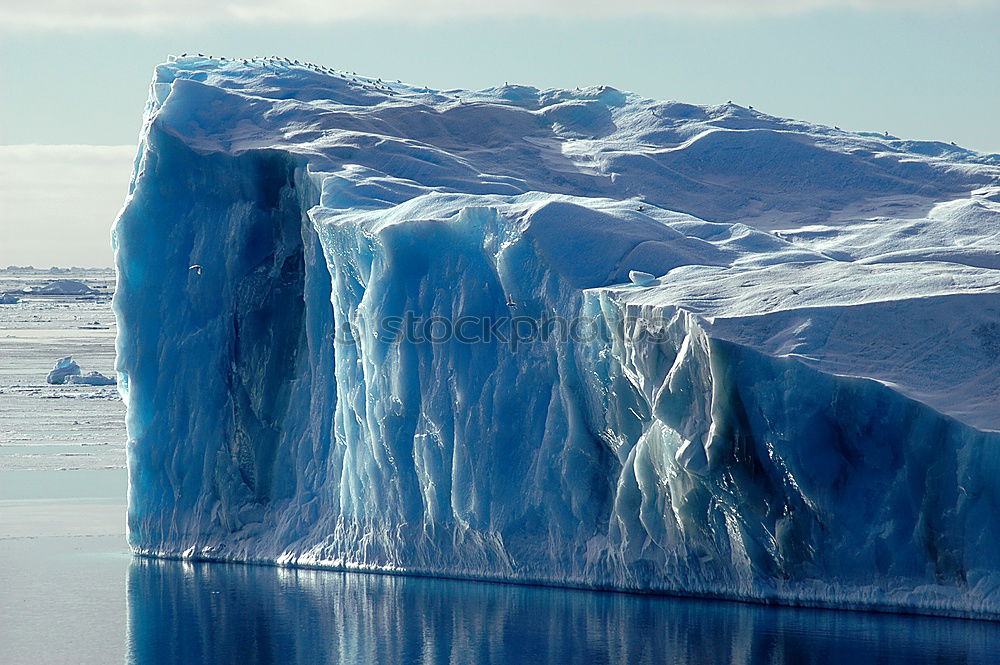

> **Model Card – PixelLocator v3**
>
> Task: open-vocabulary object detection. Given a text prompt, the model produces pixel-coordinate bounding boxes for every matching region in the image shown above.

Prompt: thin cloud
[0,0,993,30]
[0,145,134,268]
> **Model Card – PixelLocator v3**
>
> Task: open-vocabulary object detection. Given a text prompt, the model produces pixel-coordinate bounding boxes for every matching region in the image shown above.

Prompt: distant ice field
[0,270,124,474]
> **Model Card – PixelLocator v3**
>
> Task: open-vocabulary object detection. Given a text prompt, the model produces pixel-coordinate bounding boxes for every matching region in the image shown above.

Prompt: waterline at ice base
[113,55,1000,619]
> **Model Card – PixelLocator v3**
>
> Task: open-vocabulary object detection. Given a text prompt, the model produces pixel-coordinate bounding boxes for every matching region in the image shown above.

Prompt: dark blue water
[3,526,1000,665]
[127,556,1000,665]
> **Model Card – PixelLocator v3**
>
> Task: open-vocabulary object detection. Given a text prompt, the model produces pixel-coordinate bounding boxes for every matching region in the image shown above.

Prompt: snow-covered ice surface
[115,56,1000,618]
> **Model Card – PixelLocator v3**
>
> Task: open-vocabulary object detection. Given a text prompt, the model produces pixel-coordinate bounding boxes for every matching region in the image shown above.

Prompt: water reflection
[127,557,1000,665]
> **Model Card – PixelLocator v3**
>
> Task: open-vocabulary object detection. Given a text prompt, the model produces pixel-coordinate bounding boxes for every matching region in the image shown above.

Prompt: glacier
[113,55,1000,618]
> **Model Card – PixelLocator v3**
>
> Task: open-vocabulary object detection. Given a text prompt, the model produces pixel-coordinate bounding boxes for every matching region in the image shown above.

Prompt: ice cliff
[113,56,1000,618]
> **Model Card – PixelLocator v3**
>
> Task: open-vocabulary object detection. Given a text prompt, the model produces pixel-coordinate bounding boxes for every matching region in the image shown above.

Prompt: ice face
[113,56,1000,618]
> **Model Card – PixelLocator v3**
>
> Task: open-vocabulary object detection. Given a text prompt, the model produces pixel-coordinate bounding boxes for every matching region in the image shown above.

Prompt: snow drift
[114,56,1000,618]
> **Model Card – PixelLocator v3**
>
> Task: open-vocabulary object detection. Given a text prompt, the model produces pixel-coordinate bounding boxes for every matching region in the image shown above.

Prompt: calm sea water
[4,511,1000,665]
[3,272,1000,664]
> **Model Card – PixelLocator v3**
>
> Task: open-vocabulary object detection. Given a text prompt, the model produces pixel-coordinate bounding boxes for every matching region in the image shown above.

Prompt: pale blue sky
[2,1,999,266]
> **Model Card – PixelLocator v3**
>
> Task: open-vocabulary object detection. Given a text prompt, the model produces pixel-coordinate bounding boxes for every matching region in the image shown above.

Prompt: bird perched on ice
[189,265,203,275]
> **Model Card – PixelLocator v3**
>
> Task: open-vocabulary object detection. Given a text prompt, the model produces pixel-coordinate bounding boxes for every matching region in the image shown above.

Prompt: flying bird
[189,265,203,275]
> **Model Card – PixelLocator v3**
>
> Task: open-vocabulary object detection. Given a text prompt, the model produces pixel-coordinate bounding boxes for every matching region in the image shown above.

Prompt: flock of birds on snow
[173,53,957,146]
[178,52,418,96]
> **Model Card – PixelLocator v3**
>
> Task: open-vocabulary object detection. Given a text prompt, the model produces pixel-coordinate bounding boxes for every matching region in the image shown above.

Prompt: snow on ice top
[137,54,1000,430]
[115,56,1000,617]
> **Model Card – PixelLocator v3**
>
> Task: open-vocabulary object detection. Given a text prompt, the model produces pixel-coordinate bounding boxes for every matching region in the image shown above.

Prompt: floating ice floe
[46,356,81,384]
[46,356,116,386]
[32,279,95,296]
[66,371,117,387]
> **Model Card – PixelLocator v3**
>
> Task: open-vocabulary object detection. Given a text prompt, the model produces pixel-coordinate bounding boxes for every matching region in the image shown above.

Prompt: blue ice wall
[114,56,1000,618]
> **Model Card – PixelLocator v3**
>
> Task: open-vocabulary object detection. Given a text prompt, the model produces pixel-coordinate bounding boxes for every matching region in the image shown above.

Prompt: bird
[790,287,800,295]
[505,294,517,308]
[189,265,203,275]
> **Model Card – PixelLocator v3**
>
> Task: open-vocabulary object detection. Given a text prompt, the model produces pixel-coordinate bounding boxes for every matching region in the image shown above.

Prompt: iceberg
[113,56,1000,618]
[47,356,116,385]
[47,356,82,384]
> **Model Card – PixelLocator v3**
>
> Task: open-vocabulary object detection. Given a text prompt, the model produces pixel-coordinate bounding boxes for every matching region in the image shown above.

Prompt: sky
[2,0,999,267]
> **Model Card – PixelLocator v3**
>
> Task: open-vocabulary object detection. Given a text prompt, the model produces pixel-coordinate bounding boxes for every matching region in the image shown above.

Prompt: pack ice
[113,56,1000,617]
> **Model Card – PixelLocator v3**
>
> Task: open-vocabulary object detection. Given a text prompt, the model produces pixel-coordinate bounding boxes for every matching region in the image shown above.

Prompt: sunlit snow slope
[114,56,1000,617]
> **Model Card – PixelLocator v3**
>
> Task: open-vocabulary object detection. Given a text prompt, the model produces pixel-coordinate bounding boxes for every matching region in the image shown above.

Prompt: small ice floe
[47,356,82,384]
[628,270,658,286]
[34,279,95,296]
[66,371,117,387]
[46,356,117,386]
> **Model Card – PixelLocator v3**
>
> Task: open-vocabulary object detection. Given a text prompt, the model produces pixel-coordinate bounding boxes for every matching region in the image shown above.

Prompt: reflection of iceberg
[115,57,1000,618]
[126,557,1000,665]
